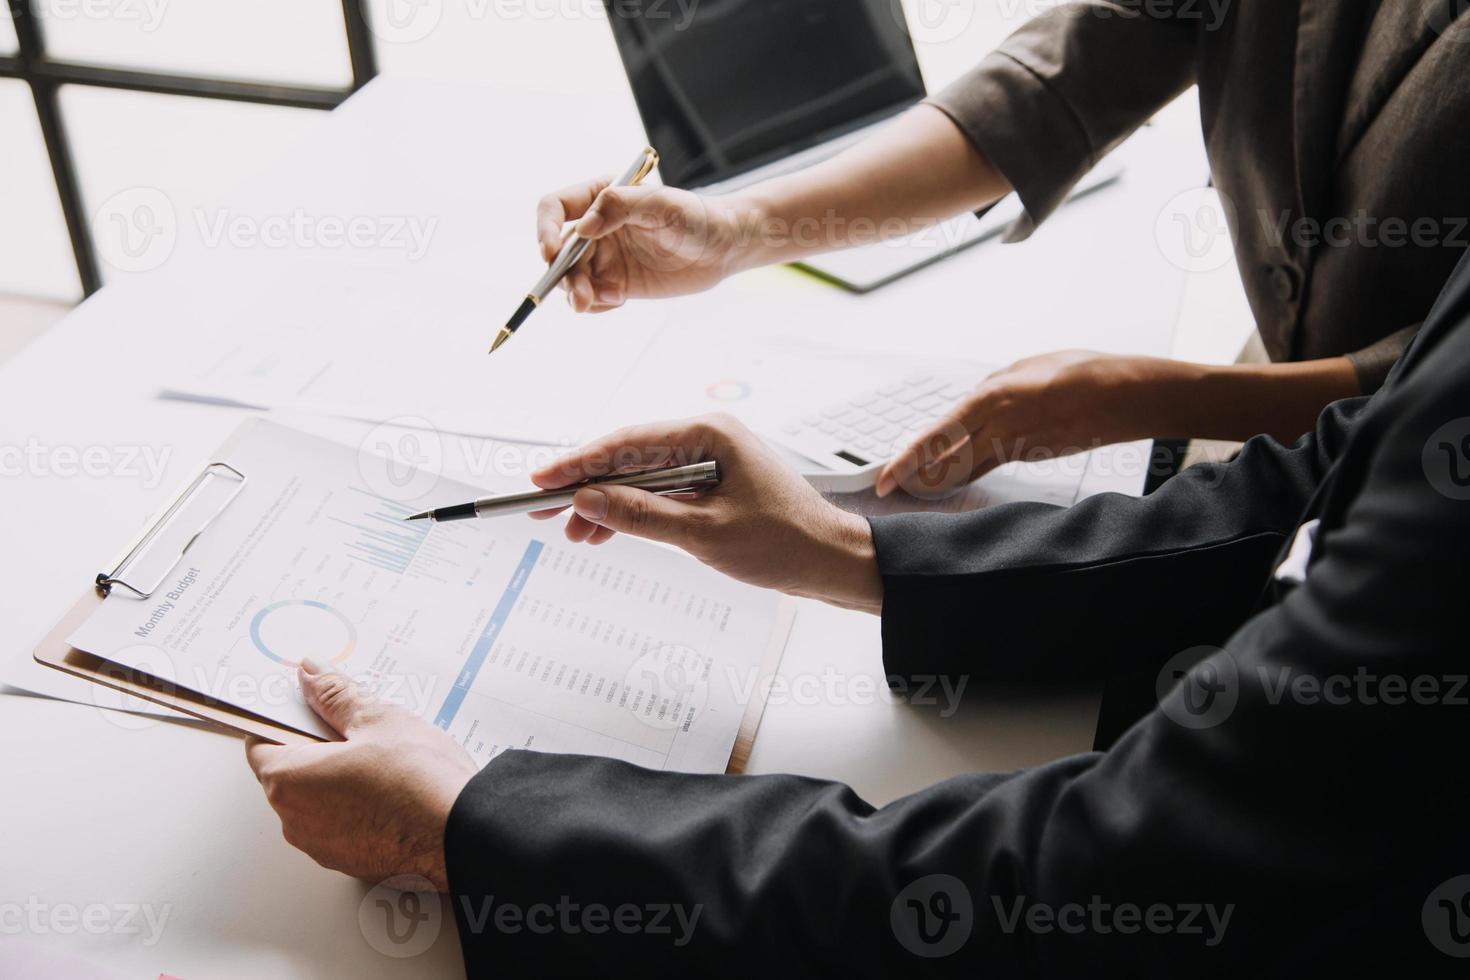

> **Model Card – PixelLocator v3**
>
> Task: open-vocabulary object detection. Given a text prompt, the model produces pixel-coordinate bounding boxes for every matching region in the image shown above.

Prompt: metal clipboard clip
[96,461,247,599]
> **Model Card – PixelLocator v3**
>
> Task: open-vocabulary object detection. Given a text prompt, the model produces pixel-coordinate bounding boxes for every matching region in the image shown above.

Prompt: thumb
[299,658,381,738]
[571,485,691,545]
[575,185,659,239]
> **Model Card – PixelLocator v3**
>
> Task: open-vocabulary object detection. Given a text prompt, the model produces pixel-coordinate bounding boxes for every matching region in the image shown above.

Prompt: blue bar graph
[338,488,429,575]
[434,540,544,730]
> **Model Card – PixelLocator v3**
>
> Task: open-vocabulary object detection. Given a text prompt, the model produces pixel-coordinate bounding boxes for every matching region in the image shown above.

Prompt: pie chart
[249,599,356,667]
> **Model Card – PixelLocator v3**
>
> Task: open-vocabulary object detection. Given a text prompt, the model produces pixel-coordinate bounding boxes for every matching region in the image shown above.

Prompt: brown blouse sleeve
[927,2,1198,241]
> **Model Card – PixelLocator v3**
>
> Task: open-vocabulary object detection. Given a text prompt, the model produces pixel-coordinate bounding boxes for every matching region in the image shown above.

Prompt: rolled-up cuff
[926,50,1096,243]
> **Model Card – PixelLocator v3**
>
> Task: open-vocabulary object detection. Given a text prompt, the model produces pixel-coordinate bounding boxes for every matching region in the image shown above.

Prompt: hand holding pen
[498,152,748,348]
[493,146,661,352]
[523,416,884,612]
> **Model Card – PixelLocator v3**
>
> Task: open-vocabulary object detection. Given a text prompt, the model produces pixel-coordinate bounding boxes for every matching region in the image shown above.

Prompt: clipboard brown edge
[35,591,319,745]
[33,412,799,769]
[724,597,796,774]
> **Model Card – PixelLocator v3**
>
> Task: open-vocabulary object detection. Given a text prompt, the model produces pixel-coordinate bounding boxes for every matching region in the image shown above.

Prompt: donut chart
[249,599,356,667]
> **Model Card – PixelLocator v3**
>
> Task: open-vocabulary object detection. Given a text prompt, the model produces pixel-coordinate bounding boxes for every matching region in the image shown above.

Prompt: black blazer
[445,250,1470,977]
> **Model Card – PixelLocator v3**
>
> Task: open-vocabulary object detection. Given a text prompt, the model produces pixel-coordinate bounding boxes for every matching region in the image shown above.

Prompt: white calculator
[770,369,990,494]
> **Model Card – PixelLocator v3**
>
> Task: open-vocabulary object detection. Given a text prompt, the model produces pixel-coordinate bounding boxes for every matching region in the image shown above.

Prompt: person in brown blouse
[533,0,1470,496]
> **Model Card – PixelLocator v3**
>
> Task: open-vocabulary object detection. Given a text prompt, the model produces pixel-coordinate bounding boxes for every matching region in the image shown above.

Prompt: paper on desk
[68,419,788,772]
[161,265,661,446]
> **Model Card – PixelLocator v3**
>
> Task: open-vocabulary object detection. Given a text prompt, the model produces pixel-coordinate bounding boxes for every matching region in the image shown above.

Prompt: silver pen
[490,145,660,353]
[404,461,721,523]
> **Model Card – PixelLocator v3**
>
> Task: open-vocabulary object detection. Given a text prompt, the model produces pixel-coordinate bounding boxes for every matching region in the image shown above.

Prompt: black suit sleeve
[444,256,1470,978]
[444,313,1468,974]
[871,394,1367,685]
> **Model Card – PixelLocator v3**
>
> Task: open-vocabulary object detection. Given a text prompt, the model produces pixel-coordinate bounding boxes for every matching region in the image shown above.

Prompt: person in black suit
[247,249,1470,975]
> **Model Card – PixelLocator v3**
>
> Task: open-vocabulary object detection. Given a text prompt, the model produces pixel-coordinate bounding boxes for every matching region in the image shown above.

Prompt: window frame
[0,0,377,296]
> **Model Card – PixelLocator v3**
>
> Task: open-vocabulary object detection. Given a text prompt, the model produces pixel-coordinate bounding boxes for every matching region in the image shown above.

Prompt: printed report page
[69,420,787,773]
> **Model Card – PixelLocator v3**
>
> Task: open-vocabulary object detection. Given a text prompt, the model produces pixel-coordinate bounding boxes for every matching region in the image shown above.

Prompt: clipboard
[33,418,790,772]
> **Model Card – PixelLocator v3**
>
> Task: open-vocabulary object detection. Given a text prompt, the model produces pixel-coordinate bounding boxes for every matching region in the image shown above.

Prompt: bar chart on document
[68,421,781,773]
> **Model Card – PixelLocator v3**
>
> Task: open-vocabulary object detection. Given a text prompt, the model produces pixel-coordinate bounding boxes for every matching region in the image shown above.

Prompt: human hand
[875,351,1172,497]
[245,659,478,892]
[536,177,754,312]
[529,414,883,613]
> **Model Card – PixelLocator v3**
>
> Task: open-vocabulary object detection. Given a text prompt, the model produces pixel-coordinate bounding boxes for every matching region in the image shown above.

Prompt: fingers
[876,392,993,497]
[876,419,972,498]
[298,659,381,738]
[531,418,722,489]
[565,268,598,313]
[569,485,691,546]
[245,735,286,778]
[575,185,659,240]
[537,177,610,263]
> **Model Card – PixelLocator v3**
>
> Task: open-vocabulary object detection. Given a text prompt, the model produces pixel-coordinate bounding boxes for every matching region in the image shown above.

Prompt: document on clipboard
[48,419,792,774]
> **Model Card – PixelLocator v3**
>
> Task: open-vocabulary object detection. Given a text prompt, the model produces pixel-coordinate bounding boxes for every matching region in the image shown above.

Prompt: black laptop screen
[603,0,926,188]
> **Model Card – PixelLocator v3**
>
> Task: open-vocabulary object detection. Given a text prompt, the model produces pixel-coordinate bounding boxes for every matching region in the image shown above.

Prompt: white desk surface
[0,73,1212,978]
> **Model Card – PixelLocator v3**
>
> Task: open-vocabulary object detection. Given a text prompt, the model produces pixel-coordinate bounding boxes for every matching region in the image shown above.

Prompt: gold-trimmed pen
[491,145,660,353]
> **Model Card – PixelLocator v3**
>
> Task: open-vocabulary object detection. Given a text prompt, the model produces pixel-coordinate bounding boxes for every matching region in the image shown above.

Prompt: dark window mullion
[9,0,100,295]
[3,0,379,297]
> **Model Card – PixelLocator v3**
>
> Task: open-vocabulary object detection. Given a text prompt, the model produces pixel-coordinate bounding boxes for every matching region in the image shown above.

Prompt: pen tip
[490,297,536,353]
[405,512,431,522]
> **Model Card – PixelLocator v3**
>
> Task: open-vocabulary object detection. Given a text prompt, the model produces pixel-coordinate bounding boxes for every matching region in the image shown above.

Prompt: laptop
[603,0,1122,291]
